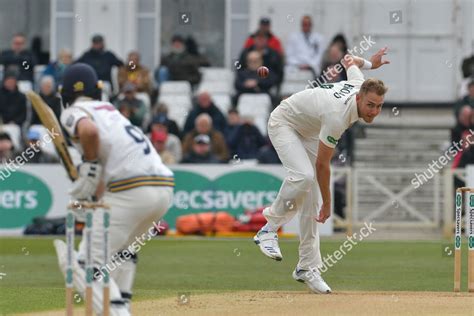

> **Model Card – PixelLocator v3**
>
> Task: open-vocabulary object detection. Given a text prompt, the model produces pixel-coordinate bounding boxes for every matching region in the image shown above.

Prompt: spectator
[0,33,36,82]
[181,134,220,164]
[43,48,73,85]
[455,81,474,116]
[452,105,472,144]
[257,137,281,164]
[227,116,266,160]
[25,128,58,163]
[150,103,182,139]
[185,36,210,68]
[0,72,27,126]
[286,15,327,76]
[114,82,147,128]
[319,41,347,83]
[31,76,61,125]
[76,34,123,84]
[243,17,284,56]
[31,36,49,65]
[225,108,241,142]
[118,51,152,95]
[183,91,227,135]
[182,113,229,162]
[235,51,278,101]
[150,130,176,165]
[0,132,16,163]
[239,31,283,84]
[149,113,182,162]
[461,54,474,79]
[157,35,202,86]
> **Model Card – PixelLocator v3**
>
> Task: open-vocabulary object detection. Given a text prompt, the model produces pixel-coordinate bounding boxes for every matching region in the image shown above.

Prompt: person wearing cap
[0,33,36,83]
[151,103,182,139]
[0,71,27,126]
[118,51,152,95]
[149,113,182,162]
[30,76,61,125]
[150,130,175,165]
[182,113,229,162]
[25,128,58,163]
[0,132,17,163]
[157,34,202,86]
[243,17,284,56]
[183,91,227,135]
[181,134,220,164]
[76,34,123,84]
[114,82,147,128]
[286,15,327,76]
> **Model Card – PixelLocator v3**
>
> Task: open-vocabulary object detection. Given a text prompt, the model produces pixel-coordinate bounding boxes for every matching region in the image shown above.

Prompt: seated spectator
[461,54,474,79]
[182,113,229,162]
[185,36,210,68]
[43,48,72,85]
[0,132,16,163]
[286,15,326,76]
[319,40,347,84]
[31,76,61,125]
[150,130,176,165]
[118,51,152,95]
[181,134,220,164]
[150,103,182,139]
[31,36,49,65]
[452,105,472,144]
[183,91,227,135]
[244,17,283,56]
[157,35,202,86]
[76,34,123,85]
[455,81,474,116]
[0,72,27,126]
[0,33,36,83]
[257,137,281,164]
[25,128,58,163]
[227,116,266,160]
[225,108,241,142]
[239,31,283,84]
[149,113,182,162]
[235,51,278,101]
[114,82,147,128]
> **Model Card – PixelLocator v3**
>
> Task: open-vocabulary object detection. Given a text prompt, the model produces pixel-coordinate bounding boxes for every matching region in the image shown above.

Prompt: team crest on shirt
[327,136,338,145]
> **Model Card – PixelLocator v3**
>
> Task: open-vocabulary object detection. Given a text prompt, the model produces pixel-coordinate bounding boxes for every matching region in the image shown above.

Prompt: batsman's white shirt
[271,65,365,147]
[60,98,174,191]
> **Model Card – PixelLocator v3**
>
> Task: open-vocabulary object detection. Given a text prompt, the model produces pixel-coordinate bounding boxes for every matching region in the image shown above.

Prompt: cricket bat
[26,91,78,181]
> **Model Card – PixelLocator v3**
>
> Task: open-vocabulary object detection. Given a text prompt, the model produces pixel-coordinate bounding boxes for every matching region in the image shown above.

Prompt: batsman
[52,63,174,315]
[254,48,390,293]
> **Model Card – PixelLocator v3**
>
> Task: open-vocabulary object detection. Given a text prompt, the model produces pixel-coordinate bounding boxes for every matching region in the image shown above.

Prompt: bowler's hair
[360,78,388,96]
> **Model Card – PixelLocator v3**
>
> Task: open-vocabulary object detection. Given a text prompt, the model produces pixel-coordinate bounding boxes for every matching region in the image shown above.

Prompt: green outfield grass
[0,237,468,314]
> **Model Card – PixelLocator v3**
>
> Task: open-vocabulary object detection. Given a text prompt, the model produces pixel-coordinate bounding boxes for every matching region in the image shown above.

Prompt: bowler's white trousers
[263,109,323,270]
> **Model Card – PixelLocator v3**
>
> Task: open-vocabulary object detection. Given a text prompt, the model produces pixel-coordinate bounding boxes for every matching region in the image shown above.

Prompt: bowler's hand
[370,47,390,69]
[316,203,331,223]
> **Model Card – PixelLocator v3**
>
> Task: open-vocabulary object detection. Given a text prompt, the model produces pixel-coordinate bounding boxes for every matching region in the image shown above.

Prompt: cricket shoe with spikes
[292,267,332,294]
[253,229,282,261]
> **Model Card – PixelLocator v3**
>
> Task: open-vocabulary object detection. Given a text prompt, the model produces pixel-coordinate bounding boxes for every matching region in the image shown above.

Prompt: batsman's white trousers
[78,185,173,271]
[263,111,322,270]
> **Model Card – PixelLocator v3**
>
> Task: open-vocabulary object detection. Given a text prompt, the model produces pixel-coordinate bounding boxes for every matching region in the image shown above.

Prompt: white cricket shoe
[253,229,283,261]
[292,268,332,294]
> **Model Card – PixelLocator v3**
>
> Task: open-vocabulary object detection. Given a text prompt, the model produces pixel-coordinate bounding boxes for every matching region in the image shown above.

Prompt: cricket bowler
[254,47,390,293]
[53,63,174,315]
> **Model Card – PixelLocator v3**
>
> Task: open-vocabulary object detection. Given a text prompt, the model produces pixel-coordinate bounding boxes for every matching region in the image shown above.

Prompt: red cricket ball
[257,66,269,78]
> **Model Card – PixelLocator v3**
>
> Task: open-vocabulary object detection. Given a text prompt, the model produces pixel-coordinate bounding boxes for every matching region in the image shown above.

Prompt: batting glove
[69,160,102,201]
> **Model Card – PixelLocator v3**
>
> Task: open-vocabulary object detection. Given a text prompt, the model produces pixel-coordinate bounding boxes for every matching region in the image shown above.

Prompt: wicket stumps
[66,201,110,316]
[454,187,474,292]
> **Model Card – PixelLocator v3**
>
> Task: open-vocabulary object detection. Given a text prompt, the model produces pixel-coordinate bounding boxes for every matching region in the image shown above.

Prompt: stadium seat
[0,65,3,82]
[280,82,307,96]
[284,68,314,82]
[160,81,192,96]
[200,67,233,82]
[211,93,232,114]
[110,66,120,95]
[0,123,22,151]
[34,65,46,88]
[197,81,233,95]
[157,95,192,129]
[237,93,272,135]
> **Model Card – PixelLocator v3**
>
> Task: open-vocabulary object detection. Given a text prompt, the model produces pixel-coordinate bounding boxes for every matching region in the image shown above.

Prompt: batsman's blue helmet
[60,63,102,106]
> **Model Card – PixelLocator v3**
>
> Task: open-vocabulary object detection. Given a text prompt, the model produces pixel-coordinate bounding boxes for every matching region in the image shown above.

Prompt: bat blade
[26,91,78,180]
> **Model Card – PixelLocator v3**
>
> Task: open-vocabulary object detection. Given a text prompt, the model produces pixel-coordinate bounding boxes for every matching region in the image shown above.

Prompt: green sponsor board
[164,170,281,228]
[0,170,52,228]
